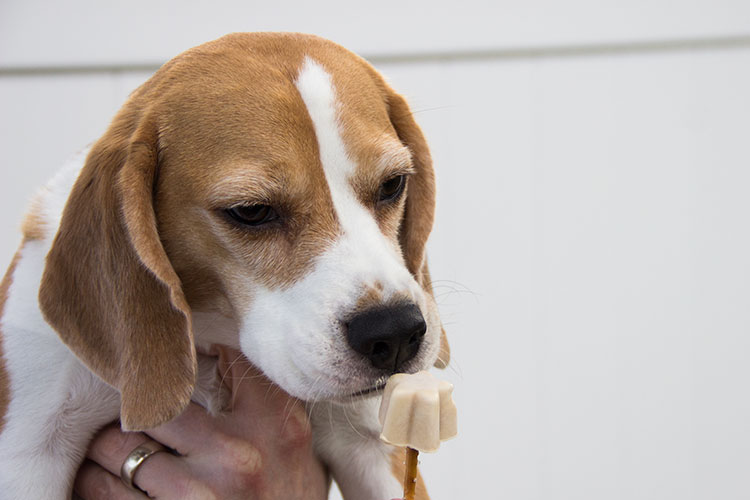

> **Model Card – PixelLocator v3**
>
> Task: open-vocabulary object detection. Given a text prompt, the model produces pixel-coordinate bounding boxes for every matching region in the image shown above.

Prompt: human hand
[74,346,328,499]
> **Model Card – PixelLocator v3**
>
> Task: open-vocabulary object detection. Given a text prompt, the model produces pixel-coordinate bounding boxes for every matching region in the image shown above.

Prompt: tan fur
[353,286,417,317]
[0,250,22,434]
[354,286,384,312]
[36,32,448,430]
[20,193,48,241]
[39,117,196,431]
[390,447,430,499]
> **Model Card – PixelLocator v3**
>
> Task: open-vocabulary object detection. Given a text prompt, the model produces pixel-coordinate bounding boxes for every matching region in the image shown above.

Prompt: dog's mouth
[343,365,425,399]
[348,380,388,398]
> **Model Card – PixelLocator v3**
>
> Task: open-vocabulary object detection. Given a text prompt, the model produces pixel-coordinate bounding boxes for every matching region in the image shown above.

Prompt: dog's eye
[225,204,279,227]
[378,175,406,203]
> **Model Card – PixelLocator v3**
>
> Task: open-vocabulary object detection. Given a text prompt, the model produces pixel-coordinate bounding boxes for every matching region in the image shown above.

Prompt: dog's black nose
[346,303,426,372]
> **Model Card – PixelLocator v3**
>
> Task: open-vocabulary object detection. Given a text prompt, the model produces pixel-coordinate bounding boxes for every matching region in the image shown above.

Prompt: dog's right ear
[39,110,197,431]
[386,89,450,369]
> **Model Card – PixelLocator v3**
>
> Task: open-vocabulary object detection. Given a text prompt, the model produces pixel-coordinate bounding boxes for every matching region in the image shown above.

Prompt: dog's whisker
[439,352,463,379]
[342,404,368,442]
[429,281,478,296]
[305,374,325,418]
[280,396,296,433]
[216,352,246,403]
[262,381,276,404]
[231,372,270,382]
[434,289,478,299]
[428,278,473,288]
[328,398,335,435]
[229,363,257,413]
[375,106,451,138]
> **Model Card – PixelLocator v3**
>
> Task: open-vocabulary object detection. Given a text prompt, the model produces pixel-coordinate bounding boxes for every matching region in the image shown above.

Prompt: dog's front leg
[0,345,120,500]
[310,399,402,500]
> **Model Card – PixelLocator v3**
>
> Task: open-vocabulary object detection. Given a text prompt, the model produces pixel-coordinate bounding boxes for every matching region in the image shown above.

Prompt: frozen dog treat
[379,371,457,500]
[379,371,457,452]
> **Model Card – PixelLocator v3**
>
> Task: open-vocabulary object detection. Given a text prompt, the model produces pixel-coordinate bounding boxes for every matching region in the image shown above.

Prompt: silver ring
[120,440,166,491]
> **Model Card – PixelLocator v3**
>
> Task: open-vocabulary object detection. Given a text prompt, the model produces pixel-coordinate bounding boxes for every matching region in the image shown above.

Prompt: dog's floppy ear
[39,112,196,431]
[387,91,450,368]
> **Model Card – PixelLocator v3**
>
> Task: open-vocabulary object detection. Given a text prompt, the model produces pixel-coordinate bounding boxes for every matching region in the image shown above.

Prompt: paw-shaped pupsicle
[378,371,457,453]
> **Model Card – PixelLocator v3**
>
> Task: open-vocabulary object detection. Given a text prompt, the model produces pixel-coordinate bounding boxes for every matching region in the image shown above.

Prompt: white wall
[2,1,750,499]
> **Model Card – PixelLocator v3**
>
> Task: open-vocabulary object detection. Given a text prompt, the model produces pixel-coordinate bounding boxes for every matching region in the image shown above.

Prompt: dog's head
[39,33,448,430]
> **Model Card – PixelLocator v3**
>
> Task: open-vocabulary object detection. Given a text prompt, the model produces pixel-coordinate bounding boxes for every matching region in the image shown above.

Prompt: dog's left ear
[39,112,197,431]
[387,90,450,368]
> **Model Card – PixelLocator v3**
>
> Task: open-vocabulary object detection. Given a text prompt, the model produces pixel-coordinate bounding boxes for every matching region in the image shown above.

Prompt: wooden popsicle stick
[403,447,419,500]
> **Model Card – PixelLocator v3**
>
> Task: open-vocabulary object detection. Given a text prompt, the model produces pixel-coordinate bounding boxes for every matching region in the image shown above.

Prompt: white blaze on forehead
[295,57,363,235]
[294,57,409,283]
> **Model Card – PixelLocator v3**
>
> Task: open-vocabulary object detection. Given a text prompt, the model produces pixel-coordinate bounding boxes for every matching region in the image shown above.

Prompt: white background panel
[0,71,153,260]
[2,0,750,67]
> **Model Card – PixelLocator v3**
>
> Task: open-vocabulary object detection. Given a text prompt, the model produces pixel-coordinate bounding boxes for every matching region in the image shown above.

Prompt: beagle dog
[0,32,449,499]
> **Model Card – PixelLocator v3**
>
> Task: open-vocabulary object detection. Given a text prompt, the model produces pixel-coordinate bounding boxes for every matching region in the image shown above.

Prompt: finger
[74,460,146,500]
[130,451,207,500]
[147,401,263,475]
[87,425,182,483]
[87,425,153,476]
[146,402,226,456]
[88,426,191,499]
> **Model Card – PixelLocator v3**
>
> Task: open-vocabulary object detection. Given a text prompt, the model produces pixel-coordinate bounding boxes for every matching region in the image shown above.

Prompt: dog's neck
[192,310,241,353]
